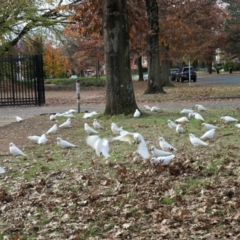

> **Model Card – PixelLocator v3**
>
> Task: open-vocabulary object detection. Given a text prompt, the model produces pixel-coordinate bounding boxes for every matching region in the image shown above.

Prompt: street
[195,74,240,86]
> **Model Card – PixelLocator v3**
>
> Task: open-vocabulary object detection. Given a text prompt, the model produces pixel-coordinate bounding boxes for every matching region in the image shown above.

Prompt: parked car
[170,68,179,81]
[70,75,78,79]
[176,66,197,82]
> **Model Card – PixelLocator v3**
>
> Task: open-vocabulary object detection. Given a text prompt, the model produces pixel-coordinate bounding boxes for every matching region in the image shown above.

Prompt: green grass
[1,106,240,238]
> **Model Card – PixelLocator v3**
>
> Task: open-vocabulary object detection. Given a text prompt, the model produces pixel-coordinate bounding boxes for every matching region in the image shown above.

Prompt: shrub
[223,60,234,71]
[233,62,240,71]
[45,76,106,87]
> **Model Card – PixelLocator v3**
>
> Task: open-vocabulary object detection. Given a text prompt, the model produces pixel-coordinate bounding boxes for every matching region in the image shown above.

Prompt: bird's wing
[108,132,135,144]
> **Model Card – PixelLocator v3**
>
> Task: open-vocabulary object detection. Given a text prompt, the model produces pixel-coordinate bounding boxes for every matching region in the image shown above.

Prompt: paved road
[196,74,240,86]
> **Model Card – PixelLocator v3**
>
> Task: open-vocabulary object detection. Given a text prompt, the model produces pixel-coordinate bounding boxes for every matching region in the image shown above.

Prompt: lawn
[1,103,240,239]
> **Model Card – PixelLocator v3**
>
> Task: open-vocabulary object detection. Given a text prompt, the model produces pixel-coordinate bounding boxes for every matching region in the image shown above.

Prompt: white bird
[84,123,98,135]
[195,104,207,111]
[109,131,138,145]
[221,116,238,123]
[86,135,110,159]
[175,116,189,124]
[192,112,204,121]
[59,118,71,128]
[134,133,150,159]
[57,137,76,148]
[16,116,23,122]
[201,122,218,130]
[86,135,100,149]
[144,105,152,111]
[9,143,27,157]
[176,124,184,134]
[189,133,208,147]
[62,113,75,118]
[55,113,64,117]
[133,109,140,118]
[50,114,57,121]
[46,124,58,134]
[27,135,41,143]
[0,166,5,174]
[38,134,48,145]
[93,119,104,129]
[151,106,161,112]
[168,120,177,129]
[200,129,216,140]
[150,146,172,157]
[188,112,194,119]
[144,105,161,112]
[159,137,177,151]
[83,111,98,119]
[180,109,194,114]
[95,138,110,159]
[111,123,122,135]
[235,124,240,129]
[68,109,76,113]
[151,154,175,165]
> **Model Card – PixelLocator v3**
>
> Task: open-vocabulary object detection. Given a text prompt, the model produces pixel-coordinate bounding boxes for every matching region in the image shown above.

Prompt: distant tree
[43,42,69,78]
[224,0,240,55]
[0,0,70,54]
[144,0,165,94]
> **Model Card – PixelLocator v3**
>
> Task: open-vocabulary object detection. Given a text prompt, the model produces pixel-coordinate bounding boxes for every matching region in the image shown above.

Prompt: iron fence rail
[0,54,45,106]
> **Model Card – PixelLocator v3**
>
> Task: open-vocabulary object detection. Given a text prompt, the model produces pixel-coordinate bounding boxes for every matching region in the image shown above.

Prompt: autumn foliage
[43,42,70,78]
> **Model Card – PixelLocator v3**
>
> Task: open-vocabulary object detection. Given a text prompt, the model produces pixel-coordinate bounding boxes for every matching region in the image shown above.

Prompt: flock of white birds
[0,103,239,174]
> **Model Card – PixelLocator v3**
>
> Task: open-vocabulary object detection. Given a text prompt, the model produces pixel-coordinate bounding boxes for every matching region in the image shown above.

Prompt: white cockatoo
[150,146,172,157]
[38,134,48,145]
[159,137,177,151]
[189,133,208,147]
[59,118,71,128]
[57,137,76,148]
[221,116,238,123]
[195,104,207,111]
[9,143,27,156]
[16,116,23,122]
[27,135,41,143]
[151,154,175,165]
[84,123,98,135]
[200,129,216,140]
[175,117,189,124]
[93,119,104,129]
[168,120,177,129]
[133,109,141,118]
[46,124,58,134]
[201,123,218,131]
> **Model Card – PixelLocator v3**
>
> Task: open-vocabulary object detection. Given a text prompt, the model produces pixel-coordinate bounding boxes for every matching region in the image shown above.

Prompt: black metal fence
[0,54,45,106]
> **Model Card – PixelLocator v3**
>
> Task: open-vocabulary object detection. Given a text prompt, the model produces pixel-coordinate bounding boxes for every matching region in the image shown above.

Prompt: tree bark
[144,0,165,94]
[161,45,174,87]
[103,0,138,115]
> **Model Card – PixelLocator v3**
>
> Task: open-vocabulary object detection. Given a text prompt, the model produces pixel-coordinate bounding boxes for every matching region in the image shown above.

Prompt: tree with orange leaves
[43,42,70,78]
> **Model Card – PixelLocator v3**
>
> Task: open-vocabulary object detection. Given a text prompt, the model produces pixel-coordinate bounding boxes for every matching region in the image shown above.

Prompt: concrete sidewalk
[0,104,104,127]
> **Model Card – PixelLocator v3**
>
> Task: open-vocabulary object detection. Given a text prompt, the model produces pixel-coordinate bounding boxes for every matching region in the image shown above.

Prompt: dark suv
[176,66,197,82]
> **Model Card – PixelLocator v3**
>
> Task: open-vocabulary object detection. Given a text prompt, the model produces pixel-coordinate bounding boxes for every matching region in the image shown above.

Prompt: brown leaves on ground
[1,111,240,239]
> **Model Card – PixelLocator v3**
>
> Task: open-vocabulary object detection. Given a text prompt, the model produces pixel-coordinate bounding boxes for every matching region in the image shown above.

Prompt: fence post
[76,80,80,113]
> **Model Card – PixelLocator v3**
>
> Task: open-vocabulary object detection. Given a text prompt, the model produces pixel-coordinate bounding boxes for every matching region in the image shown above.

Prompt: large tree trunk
[161,45,174,87]
[144,0,165,94]
[103,0,138,115]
